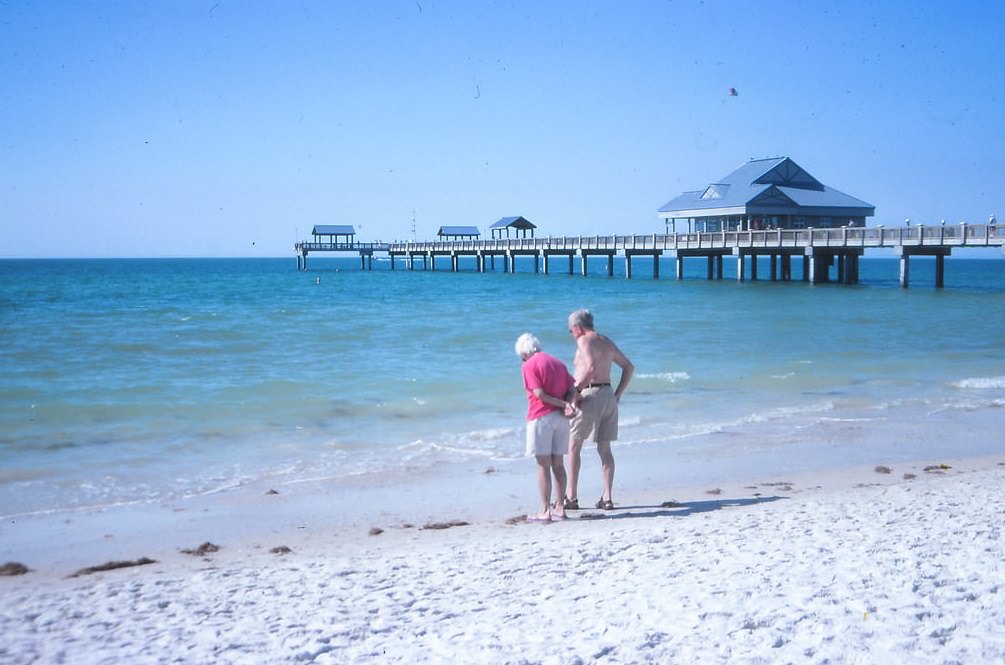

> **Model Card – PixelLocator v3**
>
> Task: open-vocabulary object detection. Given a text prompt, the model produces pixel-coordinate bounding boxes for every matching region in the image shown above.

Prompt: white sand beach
[2,455,1004,664]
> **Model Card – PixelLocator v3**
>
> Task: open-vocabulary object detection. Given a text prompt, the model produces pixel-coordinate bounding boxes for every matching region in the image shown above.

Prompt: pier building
[658,157,875,234]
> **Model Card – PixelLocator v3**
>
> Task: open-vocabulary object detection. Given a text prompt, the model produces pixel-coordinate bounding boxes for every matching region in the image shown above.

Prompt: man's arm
[612,345,634,401]
[572,335,598,390]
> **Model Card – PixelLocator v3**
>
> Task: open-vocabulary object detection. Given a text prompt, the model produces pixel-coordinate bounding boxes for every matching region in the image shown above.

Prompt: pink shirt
[521,351,574,422]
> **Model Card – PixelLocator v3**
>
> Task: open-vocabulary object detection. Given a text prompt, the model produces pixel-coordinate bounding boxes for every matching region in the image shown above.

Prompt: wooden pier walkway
[295,223,1003,288]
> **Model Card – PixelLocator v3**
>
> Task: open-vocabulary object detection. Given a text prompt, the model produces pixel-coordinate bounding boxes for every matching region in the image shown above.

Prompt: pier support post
[848,254,859,284]
[581,254,588,276]
[653,255,660,279]
[750,255,758,281]
[677,255,685,280]
[736,254,745,282]
[625,255,633,279]
[607,254,614,277]
[770,255,778,281]
[896,246,951,288]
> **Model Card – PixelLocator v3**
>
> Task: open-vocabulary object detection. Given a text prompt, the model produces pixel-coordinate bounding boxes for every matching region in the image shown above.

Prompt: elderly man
[565,309,634,511]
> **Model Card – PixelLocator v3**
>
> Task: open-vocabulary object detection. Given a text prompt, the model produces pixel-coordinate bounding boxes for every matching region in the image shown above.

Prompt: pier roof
[658,157,874,219]
[490,216,536,231]
[313,225,355,236]
[438,225,481,238]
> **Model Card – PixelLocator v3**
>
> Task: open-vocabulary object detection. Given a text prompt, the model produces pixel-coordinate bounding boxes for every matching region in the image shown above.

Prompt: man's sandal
[563,497,580,510]
[596,498,615,510]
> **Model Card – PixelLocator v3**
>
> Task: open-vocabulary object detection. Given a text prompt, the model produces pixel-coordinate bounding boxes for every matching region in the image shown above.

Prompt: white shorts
[525,410,570,457]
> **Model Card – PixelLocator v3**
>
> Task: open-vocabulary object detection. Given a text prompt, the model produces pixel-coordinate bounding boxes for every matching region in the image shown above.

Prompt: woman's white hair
[514,332,542,360]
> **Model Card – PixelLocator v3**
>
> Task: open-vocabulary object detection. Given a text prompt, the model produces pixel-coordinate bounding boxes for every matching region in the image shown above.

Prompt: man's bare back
[572,331,634,401]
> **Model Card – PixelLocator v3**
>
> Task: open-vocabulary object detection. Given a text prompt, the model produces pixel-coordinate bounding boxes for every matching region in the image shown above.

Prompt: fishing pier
[295,223,1003,288]
[294,157,1002,288]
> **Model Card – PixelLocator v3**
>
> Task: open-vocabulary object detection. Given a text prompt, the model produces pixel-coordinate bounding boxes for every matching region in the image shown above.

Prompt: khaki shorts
[570,385,618,443]
[526,410,571,457]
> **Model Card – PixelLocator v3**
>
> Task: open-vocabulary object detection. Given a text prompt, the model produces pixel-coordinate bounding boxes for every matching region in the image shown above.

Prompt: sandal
[563,497,580,510]
[596,497,615,510]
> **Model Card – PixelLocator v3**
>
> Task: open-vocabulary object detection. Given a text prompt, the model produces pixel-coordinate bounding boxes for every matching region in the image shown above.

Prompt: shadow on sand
[575,495,787,521]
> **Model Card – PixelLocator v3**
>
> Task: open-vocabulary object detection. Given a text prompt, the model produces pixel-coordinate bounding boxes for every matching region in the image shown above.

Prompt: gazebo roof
[313,225,356,236]
[489,216,536,230]
[658,157,874,219]
[438,225,481,236]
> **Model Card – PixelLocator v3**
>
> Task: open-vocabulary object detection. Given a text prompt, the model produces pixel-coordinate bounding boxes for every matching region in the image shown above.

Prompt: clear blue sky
[3,0,1003,258]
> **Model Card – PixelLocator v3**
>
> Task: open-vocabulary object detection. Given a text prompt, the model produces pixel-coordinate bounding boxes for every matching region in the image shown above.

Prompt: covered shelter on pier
[312,225,356,244]
[437,225,481,240]
[658,157,874,233]
[489,216,536,239]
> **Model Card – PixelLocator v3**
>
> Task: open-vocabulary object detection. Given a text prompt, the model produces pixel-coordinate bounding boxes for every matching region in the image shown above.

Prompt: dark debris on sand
[68,557,157,578]
[270,546,292,555]
[181,542,221,556]
[368,527,384,536]
[875,465,892,474]
[0,562,31,576]
[420,520,470,531]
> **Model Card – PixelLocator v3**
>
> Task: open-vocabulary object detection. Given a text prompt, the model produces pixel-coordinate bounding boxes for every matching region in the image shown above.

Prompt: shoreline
[2,453,1003,663]
[2,448,1001,578]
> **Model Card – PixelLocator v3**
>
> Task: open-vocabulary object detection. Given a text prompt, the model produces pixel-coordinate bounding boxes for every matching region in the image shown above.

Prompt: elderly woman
[515,333,579,522]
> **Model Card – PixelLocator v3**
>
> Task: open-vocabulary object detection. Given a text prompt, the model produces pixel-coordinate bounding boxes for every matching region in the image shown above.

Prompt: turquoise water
[2,257,1004,517]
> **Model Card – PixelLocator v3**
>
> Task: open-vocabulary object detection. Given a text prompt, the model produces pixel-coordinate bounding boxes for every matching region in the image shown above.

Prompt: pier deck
[295,224,1003,287]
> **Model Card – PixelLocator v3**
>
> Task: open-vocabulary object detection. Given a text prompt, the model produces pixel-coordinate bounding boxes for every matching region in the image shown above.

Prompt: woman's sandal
[563,497,579,510]
[595,497,615,510]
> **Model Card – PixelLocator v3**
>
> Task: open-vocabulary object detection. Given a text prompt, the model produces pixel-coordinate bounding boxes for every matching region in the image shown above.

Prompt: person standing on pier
[515,333,579,522]
[565,309,634,511]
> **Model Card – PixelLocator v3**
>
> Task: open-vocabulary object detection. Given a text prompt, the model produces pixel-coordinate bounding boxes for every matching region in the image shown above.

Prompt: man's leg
[567,437,584,505]
[551,454,568,518]
[597,439,615,504]
[534,455,553,518]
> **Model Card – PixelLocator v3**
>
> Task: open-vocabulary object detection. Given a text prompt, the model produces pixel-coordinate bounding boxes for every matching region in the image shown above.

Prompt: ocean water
[2,256,1004,518]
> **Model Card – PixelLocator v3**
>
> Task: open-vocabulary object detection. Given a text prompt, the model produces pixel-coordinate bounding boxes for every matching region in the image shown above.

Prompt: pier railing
[384,224,1002,253]
[296,241,390,252]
